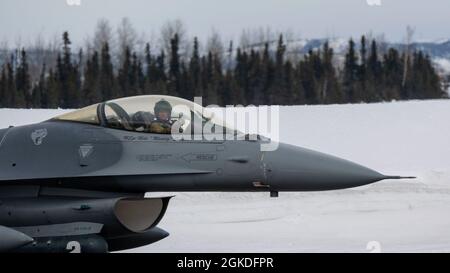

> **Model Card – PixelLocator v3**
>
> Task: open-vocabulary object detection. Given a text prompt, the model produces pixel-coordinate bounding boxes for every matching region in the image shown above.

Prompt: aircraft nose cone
[264,143,385,191]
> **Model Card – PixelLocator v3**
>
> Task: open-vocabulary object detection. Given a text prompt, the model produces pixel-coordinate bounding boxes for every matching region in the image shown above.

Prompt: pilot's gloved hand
[149,121,172,134]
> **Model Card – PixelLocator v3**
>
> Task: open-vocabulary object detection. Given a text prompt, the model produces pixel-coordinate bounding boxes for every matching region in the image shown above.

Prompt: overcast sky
[1,0,449,47]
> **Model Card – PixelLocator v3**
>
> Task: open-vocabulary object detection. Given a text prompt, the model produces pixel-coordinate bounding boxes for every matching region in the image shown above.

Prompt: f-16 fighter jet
[0,95,413,252]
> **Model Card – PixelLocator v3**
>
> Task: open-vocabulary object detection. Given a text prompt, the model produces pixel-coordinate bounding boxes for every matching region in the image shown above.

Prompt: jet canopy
[52,95,235,134]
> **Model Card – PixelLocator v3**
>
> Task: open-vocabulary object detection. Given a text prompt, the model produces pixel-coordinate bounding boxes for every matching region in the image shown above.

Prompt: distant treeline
[0,31,446,109]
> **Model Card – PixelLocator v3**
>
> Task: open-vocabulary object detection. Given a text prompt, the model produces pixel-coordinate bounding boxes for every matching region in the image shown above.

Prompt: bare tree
[135,31,148,60]
[160,19,189,60]
[147,30,160,52]
[283,28,297,61]
[256,27,267,46]
[93,18,114,53]
[206,28,224,59]
[0,39,9,66]
[27,33,48,82]
[83,35,94,57]
[14,36,23,53]
[239,28,252,50]
[239,27,268,50]
[37,32,61,72]
[376,33,388,55]
[402,25,415,88]
[117,17,138,65]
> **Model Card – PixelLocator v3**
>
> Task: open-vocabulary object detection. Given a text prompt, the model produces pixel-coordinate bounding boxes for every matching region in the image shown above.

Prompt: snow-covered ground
[1,99,450,253]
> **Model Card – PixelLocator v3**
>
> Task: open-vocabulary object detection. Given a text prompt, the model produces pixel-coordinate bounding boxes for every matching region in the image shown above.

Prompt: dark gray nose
[264,143,386,191]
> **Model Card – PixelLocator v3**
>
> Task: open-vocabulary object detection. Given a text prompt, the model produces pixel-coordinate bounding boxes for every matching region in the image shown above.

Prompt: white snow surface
[1,100,450,253]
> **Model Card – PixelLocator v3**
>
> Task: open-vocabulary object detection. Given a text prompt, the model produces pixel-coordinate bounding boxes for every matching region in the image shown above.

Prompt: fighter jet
[0,95,413,253]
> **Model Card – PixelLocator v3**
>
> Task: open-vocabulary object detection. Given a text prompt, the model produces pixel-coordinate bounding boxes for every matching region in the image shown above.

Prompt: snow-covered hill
[1,99,449,252]
[247,38,450,75]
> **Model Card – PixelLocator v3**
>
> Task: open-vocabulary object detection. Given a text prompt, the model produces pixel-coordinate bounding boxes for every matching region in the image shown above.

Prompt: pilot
[149,99,173,134]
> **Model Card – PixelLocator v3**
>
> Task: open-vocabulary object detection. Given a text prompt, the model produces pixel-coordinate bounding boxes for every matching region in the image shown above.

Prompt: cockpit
[52,95,234,136]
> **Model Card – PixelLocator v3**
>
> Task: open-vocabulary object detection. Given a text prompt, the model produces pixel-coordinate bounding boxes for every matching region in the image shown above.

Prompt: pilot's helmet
[154,99,172,118]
